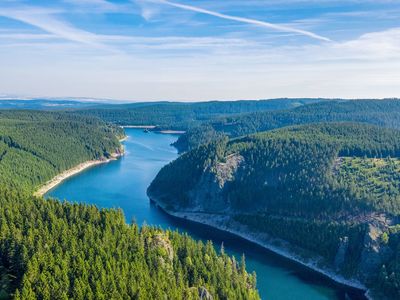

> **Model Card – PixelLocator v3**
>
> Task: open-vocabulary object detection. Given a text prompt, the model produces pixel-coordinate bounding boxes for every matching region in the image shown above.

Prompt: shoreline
[34,137,126,197]
[121,125,185,134]
[157,130,186,134]
[34,153,123,197]
[150,198,371,298]
[122,125,156,129]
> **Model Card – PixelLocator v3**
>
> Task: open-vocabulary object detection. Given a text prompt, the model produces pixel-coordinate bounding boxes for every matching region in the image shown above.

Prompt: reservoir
[46,128,365,300]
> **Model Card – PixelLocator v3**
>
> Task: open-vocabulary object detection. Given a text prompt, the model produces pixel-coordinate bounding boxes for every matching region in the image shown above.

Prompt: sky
[0,0,400,101]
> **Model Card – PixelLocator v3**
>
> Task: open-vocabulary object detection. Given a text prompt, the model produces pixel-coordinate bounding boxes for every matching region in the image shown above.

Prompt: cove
[46,128,366,300]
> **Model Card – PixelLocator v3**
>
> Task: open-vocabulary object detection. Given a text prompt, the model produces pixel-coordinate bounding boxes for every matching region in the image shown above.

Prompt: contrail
[148,0,331,42]
[0,7,121,53]
[0,8,100,46]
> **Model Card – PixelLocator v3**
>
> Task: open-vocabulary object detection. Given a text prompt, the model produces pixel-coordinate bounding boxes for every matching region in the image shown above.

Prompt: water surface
[47,129,365,300]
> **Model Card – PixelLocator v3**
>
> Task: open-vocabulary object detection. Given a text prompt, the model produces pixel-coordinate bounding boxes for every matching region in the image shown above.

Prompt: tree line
[174,99,400,152]
[73,99,320,130]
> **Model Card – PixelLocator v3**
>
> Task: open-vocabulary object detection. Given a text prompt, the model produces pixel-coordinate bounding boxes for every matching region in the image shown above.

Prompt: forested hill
[0,110,259,299]
[148,123,400,299]
[73,98,321,129]
[0,188,259,299]
[0,99,103,110]
[175,99,400,152]
[0,110,124,192]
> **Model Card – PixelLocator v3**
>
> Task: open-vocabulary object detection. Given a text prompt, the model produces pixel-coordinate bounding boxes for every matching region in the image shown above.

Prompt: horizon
[1,96,400,104]
[1,0,400,101]
[2,96,400,104]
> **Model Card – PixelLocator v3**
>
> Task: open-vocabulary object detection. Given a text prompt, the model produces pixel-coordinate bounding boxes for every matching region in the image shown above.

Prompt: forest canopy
[0,110,124,192]
[73,98,321,130]
[0,110,259,299]
[148,122,400,299]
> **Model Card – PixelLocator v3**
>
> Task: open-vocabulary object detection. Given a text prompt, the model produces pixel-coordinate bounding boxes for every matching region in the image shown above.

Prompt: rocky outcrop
[334,236,349,270]
[108,145,125,159]
[214,154,243,187]
[146,233,174,269]
[358,223,392,279]
[198,286,213,300]
[151,234,174,261]
[187,154,243,212]
[187,286,213,300]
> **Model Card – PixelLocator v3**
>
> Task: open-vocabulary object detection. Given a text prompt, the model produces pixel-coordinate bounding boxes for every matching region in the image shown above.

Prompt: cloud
[135,0,161,21]
[333,27,400,60]
[0,32,56,41]
[0,7,113,50]
[63,0,127,13]
[145,0,332,42]
[64,0,114,7]
[0,0,399,100]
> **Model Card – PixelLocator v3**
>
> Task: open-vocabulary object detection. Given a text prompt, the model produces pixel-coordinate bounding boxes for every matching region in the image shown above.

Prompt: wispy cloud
[0,7,114,51]
[333,27,400,60]
[135,0,161,21]
[145,0,332,42]
[0,8,93,44]
[63,0,127,13]
[0,31,56,41]
[0,0,399,100]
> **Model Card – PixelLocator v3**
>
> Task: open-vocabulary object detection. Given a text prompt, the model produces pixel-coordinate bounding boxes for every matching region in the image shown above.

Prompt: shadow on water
[150,203,367,300]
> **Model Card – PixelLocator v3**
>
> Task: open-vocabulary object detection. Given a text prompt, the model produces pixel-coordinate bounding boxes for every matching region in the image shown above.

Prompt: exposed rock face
[105,145,125,159]
[198,286,213,300]
[146,233,174,268]
[358,223,392,279]
[114,145,125,156]
[334,236,349,270]
[153,234,174,261]
[186,286,213,300]
[330,214,395,281]
[188,154,243,212]
[215,154,244,187]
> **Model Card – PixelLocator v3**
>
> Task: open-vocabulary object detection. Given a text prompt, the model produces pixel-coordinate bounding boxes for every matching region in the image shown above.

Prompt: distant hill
[0,99,106,110]
[174,99,400,152]
[0,98,325,129]
[72,98,324,129]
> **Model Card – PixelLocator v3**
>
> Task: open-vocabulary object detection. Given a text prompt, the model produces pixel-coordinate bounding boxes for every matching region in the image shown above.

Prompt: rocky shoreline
[149,197,371,299]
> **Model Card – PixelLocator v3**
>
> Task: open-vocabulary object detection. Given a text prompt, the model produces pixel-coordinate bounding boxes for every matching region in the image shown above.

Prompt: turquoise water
[47,129,365,300]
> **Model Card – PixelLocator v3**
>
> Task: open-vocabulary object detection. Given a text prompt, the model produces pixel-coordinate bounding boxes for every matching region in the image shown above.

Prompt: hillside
[0,99,103,110]
[0,111,259,299]
[0,111,124,192]
[73,99,321,130]
[148,123,400,299]
[174,99,400,152]
[0,188,258,299]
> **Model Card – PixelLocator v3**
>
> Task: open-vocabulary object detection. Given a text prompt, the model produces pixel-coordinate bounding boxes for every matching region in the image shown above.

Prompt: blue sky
[0,0,399,101]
